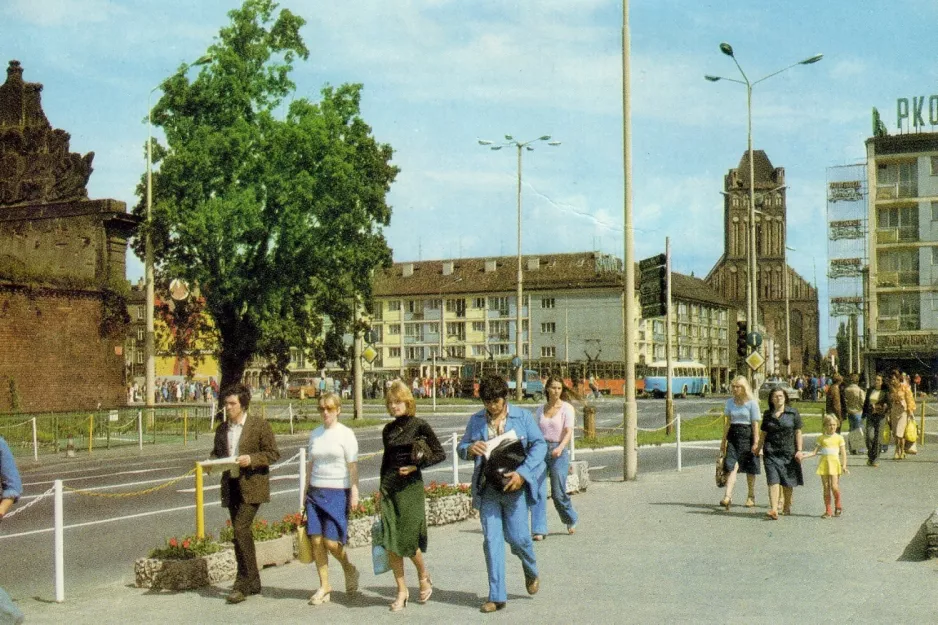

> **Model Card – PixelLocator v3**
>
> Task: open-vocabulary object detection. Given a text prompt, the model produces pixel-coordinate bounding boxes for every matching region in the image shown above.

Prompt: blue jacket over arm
[0,436,22,503]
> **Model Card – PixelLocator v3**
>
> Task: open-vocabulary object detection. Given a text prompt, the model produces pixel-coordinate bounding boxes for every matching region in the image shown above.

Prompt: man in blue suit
[458,375,546,614]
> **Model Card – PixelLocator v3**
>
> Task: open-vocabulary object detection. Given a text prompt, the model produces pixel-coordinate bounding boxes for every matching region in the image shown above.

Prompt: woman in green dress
[379,380,446,611]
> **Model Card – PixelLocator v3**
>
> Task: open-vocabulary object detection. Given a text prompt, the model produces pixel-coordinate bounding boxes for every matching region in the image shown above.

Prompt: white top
[227,414,246,456]
[307,422,359,489]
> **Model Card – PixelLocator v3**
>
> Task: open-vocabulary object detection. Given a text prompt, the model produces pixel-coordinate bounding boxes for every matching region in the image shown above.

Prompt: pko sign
[897,96,938,130]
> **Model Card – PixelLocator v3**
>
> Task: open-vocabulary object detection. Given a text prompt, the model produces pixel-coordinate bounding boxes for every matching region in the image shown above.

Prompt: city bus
[643,361,710,398]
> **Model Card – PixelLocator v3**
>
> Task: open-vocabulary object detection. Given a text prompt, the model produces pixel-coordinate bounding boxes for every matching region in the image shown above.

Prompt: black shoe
[226,590,247,604]
[525,575,539,595]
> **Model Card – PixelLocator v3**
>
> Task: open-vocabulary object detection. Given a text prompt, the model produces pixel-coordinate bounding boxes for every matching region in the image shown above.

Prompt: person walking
[530,375,578,540]
[378,381,446,611]
[0,435,25,624]
[825,373,845,433]
[305,392,360,606]
[719,376,761,510]
[800,415,848,518]
[843,374,866,455]
[862,373,889,467]
[210,383,281,604]
[886,370,915,460]
[458,375,546,614]
[756,386,804,519]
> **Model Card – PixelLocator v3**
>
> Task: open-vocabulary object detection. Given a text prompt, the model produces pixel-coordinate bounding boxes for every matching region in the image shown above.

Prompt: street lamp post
[784,245,796,378]
[705,44,822,385]
[145,54,213,408]
[478,135,561,401]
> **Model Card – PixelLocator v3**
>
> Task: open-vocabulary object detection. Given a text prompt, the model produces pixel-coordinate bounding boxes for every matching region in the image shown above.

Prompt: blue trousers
[480,485,538,603]
[531,444,578,535]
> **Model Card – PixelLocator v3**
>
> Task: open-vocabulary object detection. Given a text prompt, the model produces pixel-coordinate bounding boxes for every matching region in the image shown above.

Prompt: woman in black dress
[757,386,804,520]
[379,380,446,611]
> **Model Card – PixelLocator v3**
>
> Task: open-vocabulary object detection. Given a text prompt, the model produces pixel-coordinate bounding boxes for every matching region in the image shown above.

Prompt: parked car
[506,369,545,400]
[758,379,801,402]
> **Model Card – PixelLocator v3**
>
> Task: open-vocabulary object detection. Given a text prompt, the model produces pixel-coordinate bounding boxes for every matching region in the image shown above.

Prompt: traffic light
[736,321,748,358]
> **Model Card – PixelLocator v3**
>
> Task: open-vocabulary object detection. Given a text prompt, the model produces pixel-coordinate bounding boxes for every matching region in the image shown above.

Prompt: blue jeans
[531,444,578,535]
[847,412,863,431]
[480,485,538,603]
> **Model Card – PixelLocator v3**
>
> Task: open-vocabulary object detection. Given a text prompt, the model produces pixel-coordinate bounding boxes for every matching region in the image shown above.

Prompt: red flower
[169,538,178,548]
[182,539,191,549]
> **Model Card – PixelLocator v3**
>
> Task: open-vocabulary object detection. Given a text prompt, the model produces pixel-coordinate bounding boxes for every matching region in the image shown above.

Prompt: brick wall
[0,287,125,412]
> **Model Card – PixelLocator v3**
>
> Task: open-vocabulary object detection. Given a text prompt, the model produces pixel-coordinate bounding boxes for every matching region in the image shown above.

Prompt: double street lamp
[705,43,821,382]
[145,54,213,407]
[478,135,561,400]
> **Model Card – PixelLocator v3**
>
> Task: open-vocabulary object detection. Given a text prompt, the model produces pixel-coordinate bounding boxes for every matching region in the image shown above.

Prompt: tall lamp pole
[784,245,796,378]
[478,135,561,401]
[145,54,213,407]
[705,44,822,386]
[622,0,638,480]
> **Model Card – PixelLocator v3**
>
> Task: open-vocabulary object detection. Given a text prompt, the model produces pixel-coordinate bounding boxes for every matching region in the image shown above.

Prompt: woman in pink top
[530,375,579,540]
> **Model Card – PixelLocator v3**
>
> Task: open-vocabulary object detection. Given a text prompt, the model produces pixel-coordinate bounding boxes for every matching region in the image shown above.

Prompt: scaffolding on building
[826,163,868,374]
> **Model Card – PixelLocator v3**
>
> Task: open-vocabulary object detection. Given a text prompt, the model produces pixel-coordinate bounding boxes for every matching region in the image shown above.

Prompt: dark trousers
[866,416,885,464]
[227,482,261,593]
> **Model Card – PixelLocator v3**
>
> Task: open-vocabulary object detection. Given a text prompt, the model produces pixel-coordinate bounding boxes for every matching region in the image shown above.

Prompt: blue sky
[5,0,938,350]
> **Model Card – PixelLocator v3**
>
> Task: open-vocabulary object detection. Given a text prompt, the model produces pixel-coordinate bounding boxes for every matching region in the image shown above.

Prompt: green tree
[132,0,397,389]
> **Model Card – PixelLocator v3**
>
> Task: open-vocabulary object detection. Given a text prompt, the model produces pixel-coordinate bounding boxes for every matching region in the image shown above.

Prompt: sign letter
[897,98,909,129]
[931,95,938,125]
[913,96,926,128]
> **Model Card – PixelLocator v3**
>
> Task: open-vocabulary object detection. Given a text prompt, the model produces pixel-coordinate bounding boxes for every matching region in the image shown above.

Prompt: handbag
[715,455,727,488]
[905,415,918,443]
[296,513,314,564]
[411,438,432,466]
[371,517,391,575]
[482,439,527,489]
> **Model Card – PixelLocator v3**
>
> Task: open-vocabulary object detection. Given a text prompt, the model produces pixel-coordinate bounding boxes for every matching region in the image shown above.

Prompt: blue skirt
[305,486,350,544]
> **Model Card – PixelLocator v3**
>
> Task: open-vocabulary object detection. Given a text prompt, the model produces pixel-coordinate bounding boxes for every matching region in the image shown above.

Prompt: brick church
[0,60,137,412]
[704,150,820,376]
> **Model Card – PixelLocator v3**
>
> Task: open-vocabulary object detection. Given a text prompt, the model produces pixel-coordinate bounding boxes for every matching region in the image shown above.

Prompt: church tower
[705,150,820,375]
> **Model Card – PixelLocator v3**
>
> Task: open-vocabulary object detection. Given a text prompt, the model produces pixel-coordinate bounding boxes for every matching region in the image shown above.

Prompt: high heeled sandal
[390,591,409,612]
[418,576,433,604]
[308,588,331,606]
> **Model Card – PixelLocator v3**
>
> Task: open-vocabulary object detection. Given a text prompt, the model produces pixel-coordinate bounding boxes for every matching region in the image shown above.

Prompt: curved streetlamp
[705,43,821,384]
[145,54,213,407]
[478,135,561,400]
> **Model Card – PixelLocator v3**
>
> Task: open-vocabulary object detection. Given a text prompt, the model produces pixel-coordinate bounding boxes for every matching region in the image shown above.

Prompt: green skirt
[381,478,427,558]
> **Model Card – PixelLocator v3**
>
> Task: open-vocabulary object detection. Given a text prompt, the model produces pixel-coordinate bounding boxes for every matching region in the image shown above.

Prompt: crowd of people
[719,368,922,521]
[127,378,219,404]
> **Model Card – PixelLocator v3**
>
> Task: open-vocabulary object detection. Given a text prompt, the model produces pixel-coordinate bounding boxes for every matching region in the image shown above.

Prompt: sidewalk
[17,441,938,624]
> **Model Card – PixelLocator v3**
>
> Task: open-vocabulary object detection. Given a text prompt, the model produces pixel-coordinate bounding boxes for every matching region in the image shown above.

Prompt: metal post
[676,412,682,471]
[746,81,758,389]
[137,410,143,450]
[289,403,294,436]
[195,462,204,539]
[515,143,524,402]
[431,351,437,413]
[665,238,674,434]
[622,0,638,481]
[54,479,64,602]
[354,300,364,420]
[451,433,459,485]
[32,417,38,462]
[145,97,156,409]
[785,253,791,377]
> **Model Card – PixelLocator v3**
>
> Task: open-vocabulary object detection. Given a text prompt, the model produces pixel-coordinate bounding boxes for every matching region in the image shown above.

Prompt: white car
[758,380,801,402]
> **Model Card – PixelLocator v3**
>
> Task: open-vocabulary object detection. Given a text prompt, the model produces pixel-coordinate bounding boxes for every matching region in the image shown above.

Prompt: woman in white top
[719,376,761,510]
[306,393,360,606]
[530,375,578,540]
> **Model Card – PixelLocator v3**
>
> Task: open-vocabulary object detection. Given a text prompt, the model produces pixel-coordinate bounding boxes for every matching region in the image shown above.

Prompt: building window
[489,320,510,339]
[541,346,556,358]
[932,201,938,221]
[931,156,938,175]
[933,247,938,265]
[406,300,421,314]
[446,322,466,340]
[474,297,485,309]
[540,322,556,334]
[389,347,401,358]
[388,324,401,335]
[445,298,466,314]
[388,300,401,311]
[541,297,556,309]
[471,321,485,332]
[447,345,466,358]
[472,345,488,357]
[488,296,509,311]
[405,346,424,360]
[491,344,510,356]
[137,328,144,342]
[426,298,441,310]
[136,306,144,321]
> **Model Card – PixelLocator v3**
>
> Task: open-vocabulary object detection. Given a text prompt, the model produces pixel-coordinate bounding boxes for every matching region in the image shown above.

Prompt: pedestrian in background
[757,387,804,520]
[843,374,866,455]
[305,392,360,606]
[530,375,578,540]
[458,375,546,614]
[378,381,446,611]
[800,415,848,518]
[862,373,889,467]
[719,376,761,510]
[825,373,845,433]
[887,370,915,460]
[0,435,24,624]
[210,383,280,604]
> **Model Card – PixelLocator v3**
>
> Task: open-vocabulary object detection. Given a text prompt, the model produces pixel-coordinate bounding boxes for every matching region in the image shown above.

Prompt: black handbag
[482,439,527,488]
[411,439,432,466]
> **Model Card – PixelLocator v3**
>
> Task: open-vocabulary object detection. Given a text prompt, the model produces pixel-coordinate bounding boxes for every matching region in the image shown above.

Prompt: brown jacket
[211,414,280,506]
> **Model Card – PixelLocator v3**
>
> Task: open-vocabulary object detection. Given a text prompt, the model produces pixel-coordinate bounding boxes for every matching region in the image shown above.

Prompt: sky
[5,0,938,351]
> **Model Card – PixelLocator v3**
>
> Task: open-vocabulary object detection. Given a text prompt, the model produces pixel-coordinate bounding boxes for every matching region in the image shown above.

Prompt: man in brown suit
[211,383,280,604]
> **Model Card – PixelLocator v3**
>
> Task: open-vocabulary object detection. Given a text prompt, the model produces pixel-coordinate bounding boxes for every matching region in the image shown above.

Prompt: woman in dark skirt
[379,380,446,611]
[757,386,804,519]
[719,376,761,510]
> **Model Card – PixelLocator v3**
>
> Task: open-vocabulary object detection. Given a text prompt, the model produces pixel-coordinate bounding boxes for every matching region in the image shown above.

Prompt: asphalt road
[0,396,728,602]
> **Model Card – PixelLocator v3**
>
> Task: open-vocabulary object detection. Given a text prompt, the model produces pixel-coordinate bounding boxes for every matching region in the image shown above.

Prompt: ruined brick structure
[0,60,137,412]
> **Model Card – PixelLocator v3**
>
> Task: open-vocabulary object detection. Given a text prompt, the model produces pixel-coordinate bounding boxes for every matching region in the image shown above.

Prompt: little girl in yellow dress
[799,415,849,518]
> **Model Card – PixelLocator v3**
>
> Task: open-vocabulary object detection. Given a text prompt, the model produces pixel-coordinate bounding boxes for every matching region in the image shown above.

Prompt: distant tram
[643,361,710,398]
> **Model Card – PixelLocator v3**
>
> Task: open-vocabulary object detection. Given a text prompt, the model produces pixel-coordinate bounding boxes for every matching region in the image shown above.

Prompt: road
[0,396,728,601]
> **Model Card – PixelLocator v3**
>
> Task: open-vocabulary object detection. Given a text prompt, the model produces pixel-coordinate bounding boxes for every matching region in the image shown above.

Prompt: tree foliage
[132,0,397,389]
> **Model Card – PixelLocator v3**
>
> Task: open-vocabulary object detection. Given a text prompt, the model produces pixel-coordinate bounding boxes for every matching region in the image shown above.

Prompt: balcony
[876,271,919,288]
[875,181,917,200]
[876,227,918,244]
